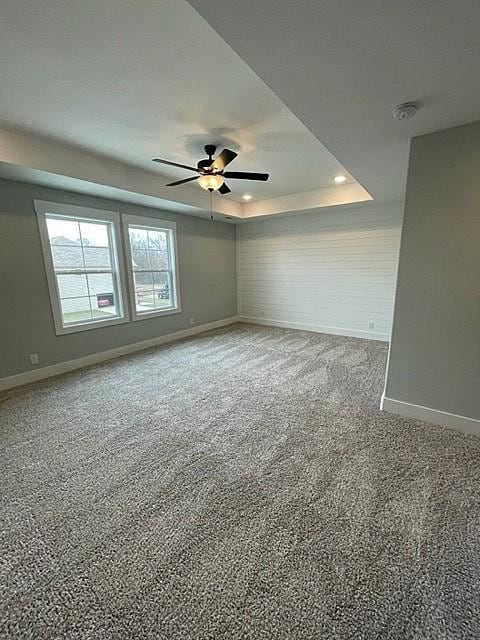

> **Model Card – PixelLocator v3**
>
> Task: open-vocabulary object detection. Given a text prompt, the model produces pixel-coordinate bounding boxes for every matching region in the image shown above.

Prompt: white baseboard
[238,315,389,342]
[0,316,239,392]
[381,395,480,436]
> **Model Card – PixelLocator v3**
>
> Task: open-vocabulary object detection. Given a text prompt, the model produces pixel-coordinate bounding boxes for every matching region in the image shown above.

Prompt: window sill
[131,307,182,322]
[55,315,130,336]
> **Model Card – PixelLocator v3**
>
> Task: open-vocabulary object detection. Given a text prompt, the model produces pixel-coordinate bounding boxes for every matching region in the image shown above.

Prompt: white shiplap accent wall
[237,202,403,341]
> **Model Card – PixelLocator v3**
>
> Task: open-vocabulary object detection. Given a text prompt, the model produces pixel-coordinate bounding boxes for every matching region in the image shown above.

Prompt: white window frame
[35,200,130,335]
[122,214,181,321]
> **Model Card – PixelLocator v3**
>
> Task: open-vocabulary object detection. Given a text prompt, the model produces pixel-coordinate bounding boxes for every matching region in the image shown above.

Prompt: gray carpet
[1,323,480,639]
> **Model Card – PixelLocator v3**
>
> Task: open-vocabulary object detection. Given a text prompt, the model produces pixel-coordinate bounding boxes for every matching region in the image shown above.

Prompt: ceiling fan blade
[210,148,238,172]
[166,176,197,187]
[153,158,199,173]
[218,182,231,195]
[223,171,269,181]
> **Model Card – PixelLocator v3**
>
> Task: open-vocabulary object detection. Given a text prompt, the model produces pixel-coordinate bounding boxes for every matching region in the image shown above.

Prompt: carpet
[1,323,480,639]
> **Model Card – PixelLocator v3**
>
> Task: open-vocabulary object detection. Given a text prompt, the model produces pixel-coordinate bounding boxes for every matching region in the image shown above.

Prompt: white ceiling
[0,0,360,206]
[2,1,478,220]
[188,0,480,204]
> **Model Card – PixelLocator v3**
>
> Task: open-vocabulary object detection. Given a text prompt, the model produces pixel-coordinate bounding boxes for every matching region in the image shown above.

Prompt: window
[123,215,180,320]
[35,201,128,334]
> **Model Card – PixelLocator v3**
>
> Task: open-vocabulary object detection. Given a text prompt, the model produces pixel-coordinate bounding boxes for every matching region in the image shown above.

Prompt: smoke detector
[392,101,419,121]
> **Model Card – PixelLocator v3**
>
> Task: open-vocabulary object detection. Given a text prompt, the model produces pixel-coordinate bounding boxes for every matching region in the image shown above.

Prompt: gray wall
[385,121,480,420]
[0,178,237,378]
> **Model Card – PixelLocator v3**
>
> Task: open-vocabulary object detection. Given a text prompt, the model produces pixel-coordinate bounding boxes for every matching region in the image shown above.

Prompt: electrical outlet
[189,317,195,326]
[368,320,375,329]
[29,353,39,365]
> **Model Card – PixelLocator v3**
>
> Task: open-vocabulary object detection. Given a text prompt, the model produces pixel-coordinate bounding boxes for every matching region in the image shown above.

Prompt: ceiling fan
[152,144,269,195]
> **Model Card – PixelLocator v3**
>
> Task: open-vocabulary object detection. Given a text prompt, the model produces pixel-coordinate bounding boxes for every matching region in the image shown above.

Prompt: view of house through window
[43,213,124,329]
[125,218,179,318]
[36,203,179,333]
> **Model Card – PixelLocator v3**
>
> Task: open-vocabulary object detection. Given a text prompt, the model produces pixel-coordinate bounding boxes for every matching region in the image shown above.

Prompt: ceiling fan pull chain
[209,189,214,222]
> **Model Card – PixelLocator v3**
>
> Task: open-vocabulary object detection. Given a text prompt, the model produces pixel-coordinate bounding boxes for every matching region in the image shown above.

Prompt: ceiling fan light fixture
[154,145,269,195]
[197,174,224,191]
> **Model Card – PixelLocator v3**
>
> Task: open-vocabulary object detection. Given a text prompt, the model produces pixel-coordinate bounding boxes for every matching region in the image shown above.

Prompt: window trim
[34,200,130,335]
[122,214,181,321]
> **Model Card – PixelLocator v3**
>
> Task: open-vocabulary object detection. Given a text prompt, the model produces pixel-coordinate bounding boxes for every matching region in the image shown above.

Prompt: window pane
[149,250,169,270]
[133,271,153,312]
[83,247,112,269]
[136,290,155,310]
[135,288,154,310]
[128,228,148,252]
[87,273,114,295]
[152,272,168,289]
[61,296,92,324]
[90,295,118,318]
[40,207,126,332]
[153,272,172,309]
[147,229,168,252]
[134,271,153,287]
[57,274,88,298]
[46,217,80,244]
[92,306,116,319]
[79,221,109,247]
[87,276,119,318]
[52,244,83,269]
[131,249,150,271]
[125,219,177,317]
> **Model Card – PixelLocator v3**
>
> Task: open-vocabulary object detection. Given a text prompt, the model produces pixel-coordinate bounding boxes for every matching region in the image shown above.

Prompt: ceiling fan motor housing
[198,144,218,172]
[204,144,217,158]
